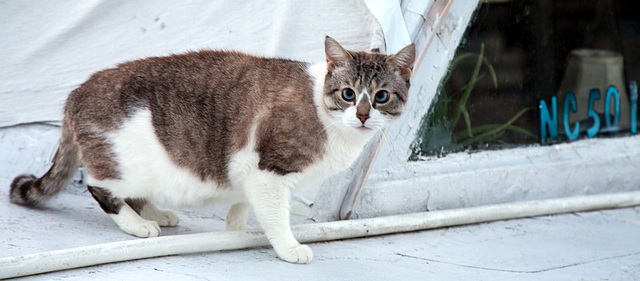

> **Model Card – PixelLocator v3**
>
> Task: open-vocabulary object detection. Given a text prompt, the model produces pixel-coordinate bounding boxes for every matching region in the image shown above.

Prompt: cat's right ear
[325,36,353,70]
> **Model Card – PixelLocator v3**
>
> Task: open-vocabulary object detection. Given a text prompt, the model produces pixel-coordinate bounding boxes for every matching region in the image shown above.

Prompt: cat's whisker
[320,118,344,135]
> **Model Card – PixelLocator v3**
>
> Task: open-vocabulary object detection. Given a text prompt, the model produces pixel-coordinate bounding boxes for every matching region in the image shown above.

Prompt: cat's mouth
[356,125,373,132]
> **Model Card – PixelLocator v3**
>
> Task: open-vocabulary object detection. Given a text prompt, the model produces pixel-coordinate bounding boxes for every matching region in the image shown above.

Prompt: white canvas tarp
[0,0,385,127]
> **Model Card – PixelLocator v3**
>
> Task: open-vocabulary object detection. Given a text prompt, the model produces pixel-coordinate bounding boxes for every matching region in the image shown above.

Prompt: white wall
[0,0,382,127]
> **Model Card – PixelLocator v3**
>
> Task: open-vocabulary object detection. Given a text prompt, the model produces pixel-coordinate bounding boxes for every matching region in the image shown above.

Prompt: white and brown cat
[10,36,415,263]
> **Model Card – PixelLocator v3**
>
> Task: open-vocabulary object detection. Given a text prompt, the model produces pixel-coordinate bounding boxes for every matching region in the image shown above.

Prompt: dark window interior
[410,0,640,160]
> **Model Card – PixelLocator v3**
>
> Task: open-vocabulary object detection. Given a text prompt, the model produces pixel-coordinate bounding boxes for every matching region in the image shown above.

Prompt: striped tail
[10,118,80,206]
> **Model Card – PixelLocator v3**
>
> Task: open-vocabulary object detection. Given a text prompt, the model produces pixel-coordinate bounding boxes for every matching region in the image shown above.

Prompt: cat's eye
[342,88,356,102]
[375,90,390,103]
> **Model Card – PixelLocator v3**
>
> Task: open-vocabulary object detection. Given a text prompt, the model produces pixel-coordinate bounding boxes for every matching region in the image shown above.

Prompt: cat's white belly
[85,110,244,207]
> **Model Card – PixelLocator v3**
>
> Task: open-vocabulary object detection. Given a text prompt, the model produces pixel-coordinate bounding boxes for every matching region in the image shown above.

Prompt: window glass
[410,0,640,160]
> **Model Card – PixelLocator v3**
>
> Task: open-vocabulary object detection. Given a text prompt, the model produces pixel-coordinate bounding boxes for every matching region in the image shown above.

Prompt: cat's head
[321,36,415,136]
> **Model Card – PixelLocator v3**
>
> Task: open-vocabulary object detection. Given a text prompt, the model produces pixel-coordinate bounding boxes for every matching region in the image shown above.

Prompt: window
[410,0,640,160]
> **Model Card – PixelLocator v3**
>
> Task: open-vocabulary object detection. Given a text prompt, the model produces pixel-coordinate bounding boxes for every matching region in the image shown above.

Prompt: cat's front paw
[276,244,313,264]
[120,220,161,238]
[112,209,162,238]
[129,221,161,238]
[140,221,161,237]
[118,220,161,238]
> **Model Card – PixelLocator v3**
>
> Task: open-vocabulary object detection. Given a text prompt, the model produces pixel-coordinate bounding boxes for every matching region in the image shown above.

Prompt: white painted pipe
[2,191,640,279]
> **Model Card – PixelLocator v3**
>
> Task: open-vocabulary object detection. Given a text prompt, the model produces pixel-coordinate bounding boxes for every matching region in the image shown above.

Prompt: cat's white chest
[296,130,369,188]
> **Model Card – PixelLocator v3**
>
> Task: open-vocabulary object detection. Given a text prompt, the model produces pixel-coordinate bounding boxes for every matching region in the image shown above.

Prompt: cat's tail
[10,117,80,206]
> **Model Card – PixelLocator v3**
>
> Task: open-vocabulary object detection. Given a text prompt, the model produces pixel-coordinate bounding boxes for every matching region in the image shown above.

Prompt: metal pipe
[2,191,640,279]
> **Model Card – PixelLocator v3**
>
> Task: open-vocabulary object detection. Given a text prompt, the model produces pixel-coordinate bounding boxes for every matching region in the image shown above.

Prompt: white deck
[2,124,639,280]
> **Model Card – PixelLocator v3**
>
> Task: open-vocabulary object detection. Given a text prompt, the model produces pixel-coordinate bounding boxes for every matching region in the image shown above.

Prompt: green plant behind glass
[410,43,537,160]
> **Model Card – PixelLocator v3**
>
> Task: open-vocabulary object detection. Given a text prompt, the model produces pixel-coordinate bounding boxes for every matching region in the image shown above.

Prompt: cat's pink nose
[357,114,369,123]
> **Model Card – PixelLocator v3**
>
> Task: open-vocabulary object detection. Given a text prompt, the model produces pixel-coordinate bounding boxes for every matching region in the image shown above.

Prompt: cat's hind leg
[125,198,179,227]
[87,186,161,238]
[225,202,251,231]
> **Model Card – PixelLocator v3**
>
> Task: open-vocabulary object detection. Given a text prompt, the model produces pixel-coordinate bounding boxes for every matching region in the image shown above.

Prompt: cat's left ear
[386,44,416,82]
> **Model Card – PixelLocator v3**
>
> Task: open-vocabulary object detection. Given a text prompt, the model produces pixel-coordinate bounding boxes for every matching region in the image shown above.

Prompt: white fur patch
[86,109,244,207]
[341,106,388,133]
[358,88,372,105]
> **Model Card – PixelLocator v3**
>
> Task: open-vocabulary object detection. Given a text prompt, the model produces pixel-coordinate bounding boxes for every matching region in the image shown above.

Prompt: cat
[9,36,415,264]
